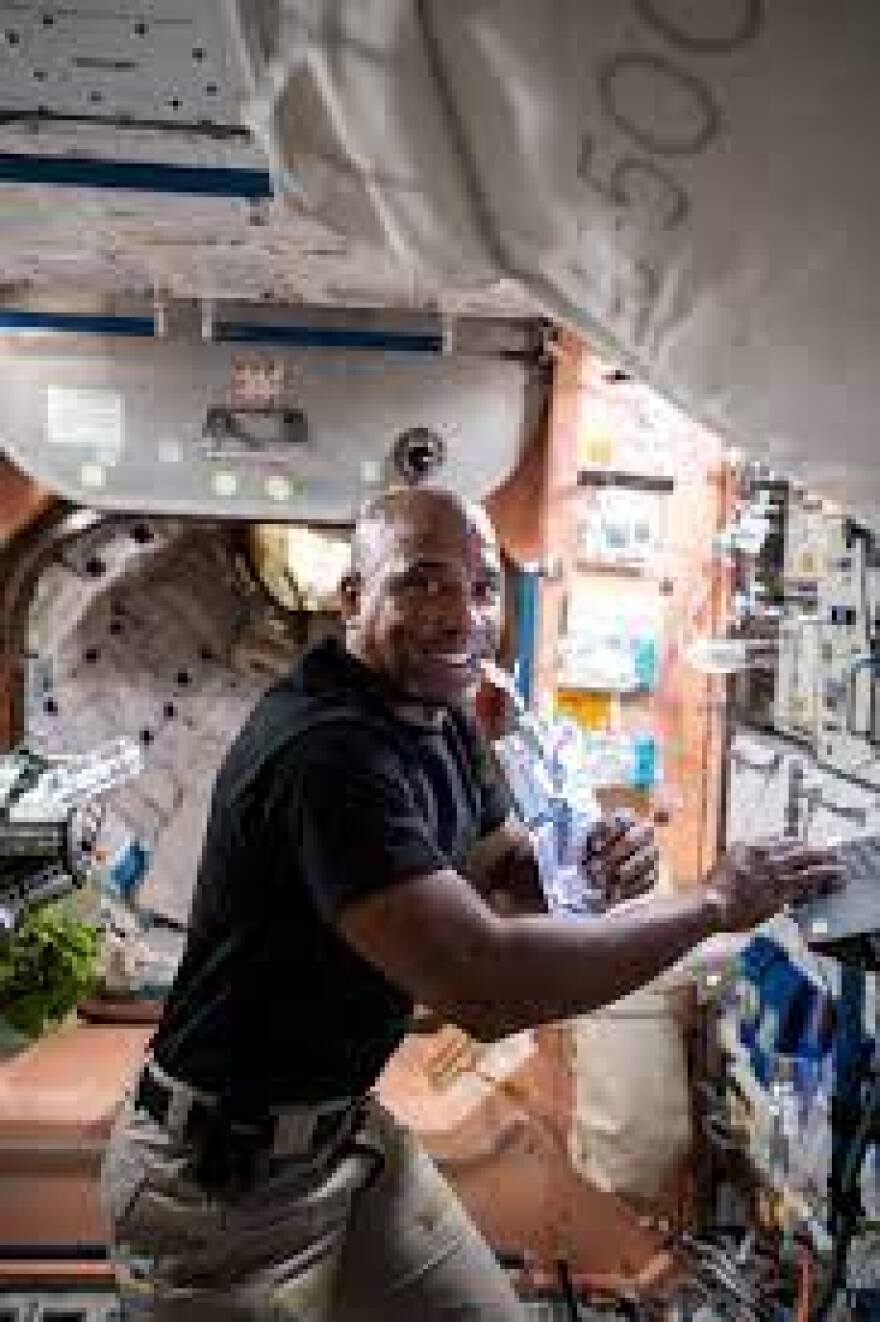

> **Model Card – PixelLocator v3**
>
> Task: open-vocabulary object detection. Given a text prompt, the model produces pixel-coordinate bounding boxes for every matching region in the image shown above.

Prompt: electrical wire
[672,1232,777,1321]
[811,1064,880,1319]
[557,1258,581,1321]
[795,1241,812,1322]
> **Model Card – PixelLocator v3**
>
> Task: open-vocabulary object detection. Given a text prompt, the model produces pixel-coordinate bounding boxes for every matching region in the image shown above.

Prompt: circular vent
[390,427,446,485]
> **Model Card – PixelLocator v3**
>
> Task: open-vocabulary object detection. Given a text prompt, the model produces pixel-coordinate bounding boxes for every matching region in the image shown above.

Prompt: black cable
[556,1259,580,1321]
[493,1248,527,1272]
[811,1066,880,1320]
[0,1242,108,1260]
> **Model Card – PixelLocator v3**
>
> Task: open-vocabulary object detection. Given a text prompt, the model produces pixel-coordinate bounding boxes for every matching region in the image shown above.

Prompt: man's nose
[438,584,480,636]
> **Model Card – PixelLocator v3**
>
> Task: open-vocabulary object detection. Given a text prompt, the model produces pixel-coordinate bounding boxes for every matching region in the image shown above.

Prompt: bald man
[102,486,839,1319]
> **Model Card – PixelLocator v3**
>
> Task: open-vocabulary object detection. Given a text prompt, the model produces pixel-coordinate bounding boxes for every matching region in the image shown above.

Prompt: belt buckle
[271,1109,318,1157]
[228,1112,275,1149]
[312,1106,347,1151]
[165,1082,198,1140]
[135,1066,175,1128]
[140,1062,204,1142]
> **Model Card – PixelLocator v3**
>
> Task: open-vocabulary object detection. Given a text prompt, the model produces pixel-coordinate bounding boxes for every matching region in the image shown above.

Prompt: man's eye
[398,569,436,592]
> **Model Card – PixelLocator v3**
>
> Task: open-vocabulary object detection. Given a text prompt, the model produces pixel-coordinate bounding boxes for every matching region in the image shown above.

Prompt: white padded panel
[0,0,534,313]
[26,520,326,925]
[238,0,880,526]
[0,0,240,124]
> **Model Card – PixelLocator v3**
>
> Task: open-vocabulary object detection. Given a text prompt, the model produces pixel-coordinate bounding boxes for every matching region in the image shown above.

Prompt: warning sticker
[47,385,123,458]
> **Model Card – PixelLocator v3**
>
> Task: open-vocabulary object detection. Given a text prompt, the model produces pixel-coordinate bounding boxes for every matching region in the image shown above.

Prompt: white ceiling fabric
[235,0,880,521]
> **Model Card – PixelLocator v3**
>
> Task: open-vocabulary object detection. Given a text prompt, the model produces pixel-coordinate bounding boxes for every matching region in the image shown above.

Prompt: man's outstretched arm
[341,842,840,1043]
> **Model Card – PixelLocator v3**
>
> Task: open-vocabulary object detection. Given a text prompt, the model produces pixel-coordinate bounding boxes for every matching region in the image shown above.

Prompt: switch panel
[774,616,820,742]
[783,491,829,593]
[818,519,867,636]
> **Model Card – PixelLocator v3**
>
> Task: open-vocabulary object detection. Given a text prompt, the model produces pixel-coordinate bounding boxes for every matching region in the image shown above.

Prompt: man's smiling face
[343,489,503,706]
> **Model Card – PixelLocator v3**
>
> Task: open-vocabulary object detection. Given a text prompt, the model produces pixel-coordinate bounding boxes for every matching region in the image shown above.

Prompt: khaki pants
[101,1085,526,1320]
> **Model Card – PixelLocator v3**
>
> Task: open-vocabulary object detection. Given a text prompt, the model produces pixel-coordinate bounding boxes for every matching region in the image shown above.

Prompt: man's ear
[339,571,361,622]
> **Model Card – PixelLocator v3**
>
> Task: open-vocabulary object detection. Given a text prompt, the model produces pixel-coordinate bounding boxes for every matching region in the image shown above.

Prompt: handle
[202,406,307,451]
[810,792,867,826]
[731,748,783,776]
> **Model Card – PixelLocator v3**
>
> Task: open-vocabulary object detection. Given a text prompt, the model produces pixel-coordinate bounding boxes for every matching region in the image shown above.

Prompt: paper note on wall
[47,385,123,461]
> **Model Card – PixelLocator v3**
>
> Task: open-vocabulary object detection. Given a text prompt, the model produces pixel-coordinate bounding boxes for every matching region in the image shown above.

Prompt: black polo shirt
[151,638,511,1109]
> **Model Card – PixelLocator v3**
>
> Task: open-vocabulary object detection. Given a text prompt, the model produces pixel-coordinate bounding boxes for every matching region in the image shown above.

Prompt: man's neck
[344,638,447,729]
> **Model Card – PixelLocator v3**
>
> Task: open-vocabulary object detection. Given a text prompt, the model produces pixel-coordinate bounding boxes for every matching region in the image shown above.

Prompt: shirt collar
[301,637,448,731]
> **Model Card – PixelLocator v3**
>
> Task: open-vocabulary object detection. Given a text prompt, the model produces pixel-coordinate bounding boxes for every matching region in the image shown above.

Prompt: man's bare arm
[462,814,546,915]
[341,866,718,1041]
[407,818,541,1033]
[339,844,841,1043]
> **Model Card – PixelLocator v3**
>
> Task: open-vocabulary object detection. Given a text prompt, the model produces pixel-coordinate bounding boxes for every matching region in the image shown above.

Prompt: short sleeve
[291,735,447,921]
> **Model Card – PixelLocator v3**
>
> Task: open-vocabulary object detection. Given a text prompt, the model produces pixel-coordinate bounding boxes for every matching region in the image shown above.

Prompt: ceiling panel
[0,171,536,311]
[230,0,880,524]
[0,0,241,127]
[0,3,538,315]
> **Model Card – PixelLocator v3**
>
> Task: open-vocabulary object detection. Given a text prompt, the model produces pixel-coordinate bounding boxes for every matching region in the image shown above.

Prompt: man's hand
[583,809,659,907]
[702,841,843,932]
[463,815,547,915]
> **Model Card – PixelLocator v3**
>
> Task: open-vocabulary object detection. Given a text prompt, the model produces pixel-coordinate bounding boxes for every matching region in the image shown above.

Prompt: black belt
[134,1066,350,1155]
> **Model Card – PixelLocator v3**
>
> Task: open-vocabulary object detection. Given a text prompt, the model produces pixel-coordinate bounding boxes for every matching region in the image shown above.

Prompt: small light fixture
[153,289,169,339]
[212,471,238,497]
[80,462,106,489]
[157,439,182,464]
[265,474,291,502]
[201,298,215,343]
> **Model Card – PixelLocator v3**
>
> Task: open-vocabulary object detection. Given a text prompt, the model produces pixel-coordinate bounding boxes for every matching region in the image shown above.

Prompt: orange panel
[0,456,52,546]
[537,336,731,887]
[0,1021,152,1143]
[379,1025,671,1280]
[0,1022,152,1248]
[554,687,614,730]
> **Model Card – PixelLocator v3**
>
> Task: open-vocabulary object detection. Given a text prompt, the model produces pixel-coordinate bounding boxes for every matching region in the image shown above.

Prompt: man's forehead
[391,507,499,565]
